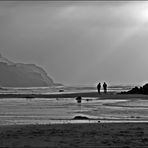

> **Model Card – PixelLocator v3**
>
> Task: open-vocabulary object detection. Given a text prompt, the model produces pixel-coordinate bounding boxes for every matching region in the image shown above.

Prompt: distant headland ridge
[0,53,62,87]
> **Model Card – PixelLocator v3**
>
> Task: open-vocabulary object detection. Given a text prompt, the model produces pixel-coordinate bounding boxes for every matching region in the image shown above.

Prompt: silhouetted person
[103,82,107,93]
[97,83,101,94]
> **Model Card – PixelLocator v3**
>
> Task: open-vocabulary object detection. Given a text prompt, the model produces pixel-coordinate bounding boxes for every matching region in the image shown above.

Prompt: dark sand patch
[0,123,148,147]
[0,92,148,100]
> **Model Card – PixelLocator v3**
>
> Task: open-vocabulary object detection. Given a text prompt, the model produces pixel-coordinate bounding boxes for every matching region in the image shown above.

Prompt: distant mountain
[0,54,61,87]
[0,53,14,65]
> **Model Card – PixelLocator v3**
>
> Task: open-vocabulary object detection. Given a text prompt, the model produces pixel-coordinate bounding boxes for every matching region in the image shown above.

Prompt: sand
[0,92,148,147]
[0,123,148,147]
[0,91,148,100]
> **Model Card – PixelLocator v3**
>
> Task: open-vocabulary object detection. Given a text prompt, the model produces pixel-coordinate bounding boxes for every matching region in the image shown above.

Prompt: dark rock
[73,116,89,120]
[121,83,148,95]
[59,89,64,92]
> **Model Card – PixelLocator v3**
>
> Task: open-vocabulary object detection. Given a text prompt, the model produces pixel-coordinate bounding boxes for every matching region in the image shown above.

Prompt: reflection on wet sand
[0,95,147,125]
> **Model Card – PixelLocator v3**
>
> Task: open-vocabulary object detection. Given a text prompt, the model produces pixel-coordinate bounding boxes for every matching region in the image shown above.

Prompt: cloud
[1,1,148,84]
[55,1,148,29]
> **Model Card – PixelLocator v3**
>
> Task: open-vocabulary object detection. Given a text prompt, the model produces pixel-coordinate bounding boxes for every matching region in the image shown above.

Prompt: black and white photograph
[1,1,148,147]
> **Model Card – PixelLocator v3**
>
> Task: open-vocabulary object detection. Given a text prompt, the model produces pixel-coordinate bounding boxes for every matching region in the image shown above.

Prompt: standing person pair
[97,82,107,94]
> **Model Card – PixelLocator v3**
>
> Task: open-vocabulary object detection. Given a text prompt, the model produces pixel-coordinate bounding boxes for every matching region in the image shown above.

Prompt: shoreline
[0,92,148,126]
[2,119,148,126]
[0,91,109,98]
[0,91,148,99]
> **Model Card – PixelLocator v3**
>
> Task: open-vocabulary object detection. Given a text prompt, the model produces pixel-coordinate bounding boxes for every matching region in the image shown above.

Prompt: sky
[0,1,148,86]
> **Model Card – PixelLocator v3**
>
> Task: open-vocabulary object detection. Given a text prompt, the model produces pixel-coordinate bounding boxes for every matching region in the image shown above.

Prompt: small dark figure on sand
[97,83,101,94]
[76,96,82,103]
[103,82,107,93]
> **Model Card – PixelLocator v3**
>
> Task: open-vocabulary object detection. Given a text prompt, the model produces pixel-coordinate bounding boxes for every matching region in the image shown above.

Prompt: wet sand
[0,92,148,147]
[0,92,148,100]
[0,91,108,98]
[0,123,148,147]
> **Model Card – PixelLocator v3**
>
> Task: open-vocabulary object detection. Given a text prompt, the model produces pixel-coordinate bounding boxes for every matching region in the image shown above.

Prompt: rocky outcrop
[73,116,89,120]
[0,54,58,87]
[121,83,148,95]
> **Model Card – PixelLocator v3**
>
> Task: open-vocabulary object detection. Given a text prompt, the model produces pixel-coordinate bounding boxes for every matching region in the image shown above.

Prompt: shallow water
[0,97,148,125]
[0,85,130,94]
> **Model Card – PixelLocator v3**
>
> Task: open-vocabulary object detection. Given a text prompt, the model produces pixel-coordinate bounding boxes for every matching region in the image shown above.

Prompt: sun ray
[85,2,148,77]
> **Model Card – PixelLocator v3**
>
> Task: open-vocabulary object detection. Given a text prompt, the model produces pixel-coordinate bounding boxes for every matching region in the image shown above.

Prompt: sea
[0,85,147,125]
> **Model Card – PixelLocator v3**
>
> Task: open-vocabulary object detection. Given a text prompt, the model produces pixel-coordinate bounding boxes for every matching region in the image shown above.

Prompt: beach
[0,91,147,99]
[0,91,148,147]
[2,0,148,147]
[0,92,148,124]
[0,123,148,147]
[0,92,148,125]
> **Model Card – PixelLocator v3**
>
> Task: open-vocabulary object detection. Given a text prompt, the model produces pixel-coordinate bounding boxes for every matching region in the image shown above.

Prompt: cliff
[0,54,57,87]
